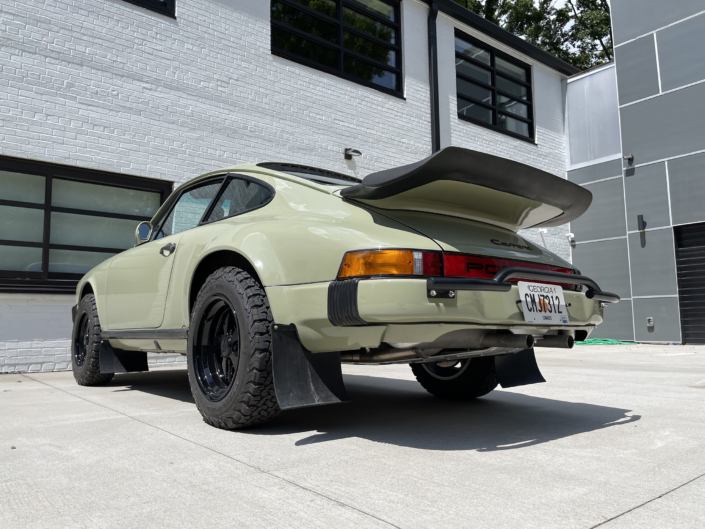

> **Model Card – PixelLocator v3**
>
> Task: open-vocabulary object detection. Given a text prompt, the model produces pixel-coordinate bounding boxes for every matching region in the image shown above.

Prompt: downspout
[427,2,441,152]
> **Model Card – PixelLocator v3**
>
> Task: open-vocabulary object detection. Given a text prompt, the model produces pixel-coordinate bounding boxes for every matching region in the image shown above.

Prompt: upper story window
[122,0,175,17]
[454,31,534,141]
[271,0,402,96]
[0,157,172,293]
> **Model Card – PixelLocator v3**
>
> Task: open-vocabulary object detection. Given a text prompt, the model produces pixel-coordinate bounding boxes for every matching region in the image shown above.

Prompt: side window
[205,178,273,222]
[156,180,222,238]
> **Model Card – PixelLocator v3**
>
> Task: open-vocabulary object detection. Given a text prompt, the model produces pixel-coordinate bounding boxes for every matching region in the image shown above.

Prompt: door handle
[159,243,176,257]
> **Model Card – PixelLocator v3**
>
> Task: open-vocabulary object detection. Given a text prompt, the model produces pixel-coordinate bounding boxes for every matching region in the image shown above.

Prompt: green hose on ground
[575,338,635,345]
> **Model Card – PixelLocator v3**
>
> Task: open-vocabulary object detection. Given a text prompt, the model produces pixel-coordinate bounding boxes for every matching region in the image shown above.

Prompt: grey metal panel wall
[620,82,705,166]
[657,13,705,92]
[614,37,660,105]
[624,162,670,231]
[611,0,704,45]
[572,239,631,299]
[571,178,626,242]
[627,229,678,297]
[633,297,681,342]
[668,153,705,226]
[591,300,634,341]
[567,159,622,185]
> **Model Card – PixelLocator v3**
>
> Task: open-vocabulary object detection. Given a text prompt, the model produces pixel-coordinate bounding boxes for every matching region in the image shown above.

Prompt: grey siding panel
[628,229,678,297]
[624,162,670,231]
[633,297,682,342]
[657,14,705,92]
[572,238,632,298]
[571,178,626,242]
[614,37,660,105]
[567,159,622,185]
[620,82,705,166]
[590,300,634,341]
[668,153,705,226]
[612,0,704,45]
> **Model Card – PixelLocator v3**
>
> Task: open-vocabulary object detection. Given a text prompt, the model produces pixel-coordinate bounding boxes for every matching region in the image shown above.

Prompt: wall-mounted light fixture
[344,148,362,160]
[637,215,647,232]
[623,153,634,166]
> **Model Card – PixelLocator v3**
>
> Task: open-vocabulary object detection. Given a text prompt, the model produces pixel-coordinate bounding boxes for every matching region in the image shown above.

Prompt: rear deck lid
[341,147,592,232]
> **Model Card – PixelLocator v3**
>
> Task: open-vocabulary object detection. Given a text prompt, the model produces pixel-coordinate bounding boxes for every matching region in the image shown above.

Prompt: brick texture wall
[0,0,570,373]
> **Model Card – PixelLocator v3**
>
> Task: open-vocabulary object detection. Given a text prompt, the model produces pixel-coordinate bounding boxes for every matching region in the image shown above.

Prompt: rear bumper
[266,277,602,353]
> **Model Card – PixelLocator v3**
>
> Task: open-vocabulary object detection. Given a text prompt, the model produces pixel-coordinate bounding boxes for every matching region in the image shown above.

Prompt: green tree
[452,0,612,70]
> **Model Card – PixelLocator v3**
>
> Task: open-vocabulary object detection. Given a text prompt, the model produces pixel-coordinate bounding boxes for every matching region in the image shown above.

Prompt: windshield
[258,163,359,186]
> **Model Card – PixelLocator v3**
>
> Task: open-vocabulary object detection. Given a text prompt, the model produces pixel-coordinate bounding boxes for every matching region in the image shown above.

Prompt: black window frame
[121,0,176,17]
[454,30,535,143]
[0,156,173,294]
[151,173,275,239]
[271,0,404,98]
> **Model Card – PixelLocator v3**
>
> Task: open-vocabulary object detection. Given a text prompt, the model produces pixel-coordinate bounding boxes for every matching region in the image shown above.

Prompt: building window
[271,0,402,96]
[121,0,176,18]
[0,157,172,293]
[454,31,534,141]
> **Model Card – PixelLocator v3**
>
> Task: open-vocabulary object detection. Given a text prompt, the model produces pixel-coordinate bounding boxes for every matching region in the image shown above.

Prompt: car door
[104,178,223,330]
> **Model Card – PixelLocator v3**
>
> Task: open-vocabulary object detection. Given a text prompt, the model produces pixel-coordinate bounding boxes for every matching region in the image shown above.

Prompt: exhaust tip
[566,335,575,349]
[526,335,535,349]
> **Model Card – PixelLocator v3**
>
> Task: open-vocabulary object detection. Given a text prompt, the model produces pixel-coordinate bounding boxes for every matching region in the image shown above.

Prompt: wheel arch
[188,250,263,316]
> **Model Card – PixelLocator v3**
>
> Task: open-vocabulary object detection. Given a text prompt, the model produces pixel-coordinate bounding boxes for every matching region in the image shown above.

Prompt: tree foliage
[452,0,613,70]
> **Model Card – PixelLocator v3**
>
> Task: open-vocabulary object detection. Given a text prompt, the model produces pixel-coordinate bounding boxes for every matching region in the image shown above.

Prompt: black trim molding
[101,329,188,340]
[328,279,367,326]
[120,0,176,18]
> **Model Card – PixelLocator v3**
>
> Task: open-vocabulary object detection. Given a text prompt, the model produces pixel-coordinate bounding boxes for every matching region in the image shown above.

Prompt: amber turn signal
[338,250,441,278]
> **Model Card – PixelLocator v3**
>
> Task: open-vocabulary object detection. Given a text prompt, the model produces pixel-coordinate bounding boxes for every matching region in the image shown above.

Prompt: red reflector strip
[443,254,577,288]
[422,252,442,276]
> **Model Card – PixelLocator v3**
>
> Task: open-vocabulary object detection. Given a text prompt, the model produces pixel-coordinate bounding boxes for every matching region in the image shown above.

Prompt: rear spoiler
[341,147,592,231]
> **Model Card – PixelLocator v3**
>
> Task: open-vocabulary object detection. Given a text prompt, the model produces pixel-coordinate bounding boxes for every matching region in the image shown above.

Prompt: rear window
[258,163,359,186]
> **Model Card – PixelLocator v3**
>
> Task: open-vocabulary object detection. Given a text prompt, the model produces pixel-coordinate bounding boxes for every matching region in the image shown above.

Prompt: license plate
[518,281,570,325]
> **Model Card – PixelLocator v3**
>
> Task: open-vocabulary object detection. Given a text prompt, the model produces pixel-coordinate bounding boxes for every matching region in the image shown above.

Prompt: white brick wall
[0,0,571,373]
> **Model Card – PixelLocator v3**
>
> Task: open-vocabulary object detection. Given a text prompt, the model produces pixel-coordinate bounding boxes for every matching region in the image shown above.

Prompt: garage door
[675,223,705,344]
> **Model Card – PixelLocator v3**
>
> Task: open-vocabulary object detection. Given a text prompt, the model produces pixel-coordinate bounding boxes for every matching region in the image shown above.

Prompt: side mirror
[135,221,152,246]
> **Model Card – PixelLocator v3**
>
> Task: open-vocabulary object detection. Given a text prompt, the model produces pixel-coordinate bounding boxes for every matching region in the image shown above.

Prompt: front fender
[75,258,112,323]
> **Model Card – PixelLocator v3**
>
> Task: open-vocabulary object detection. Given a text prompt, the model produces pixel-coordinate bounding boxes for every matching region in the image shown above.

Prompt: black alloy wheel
[187,266,280,429]
[421,359,471,380]
[71,293,114,386]
[73,313,90,368]
[192,296,241,402]
[411,355,498,400]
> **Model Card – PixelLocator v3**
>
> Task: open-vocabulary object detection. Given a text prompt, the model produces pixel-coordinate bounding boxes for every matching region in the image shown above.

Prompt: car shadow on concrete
[260,374,641,451]
[114,369,640,452]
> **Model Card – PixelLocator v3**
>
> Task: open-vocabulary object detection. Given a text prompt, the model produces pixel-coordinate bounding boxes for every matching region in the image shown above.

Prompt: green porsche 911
[71,146,618,429]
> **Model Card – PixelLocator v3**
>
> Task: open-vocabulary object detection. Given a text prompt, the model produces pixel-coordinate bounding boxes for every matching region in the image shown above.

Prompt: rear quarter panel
[161,172,439,330]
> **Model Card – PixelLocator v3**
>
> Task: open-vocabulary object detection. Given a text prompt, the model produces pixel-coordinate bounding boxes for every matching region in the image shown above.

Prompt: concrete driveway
[1,345,704,528]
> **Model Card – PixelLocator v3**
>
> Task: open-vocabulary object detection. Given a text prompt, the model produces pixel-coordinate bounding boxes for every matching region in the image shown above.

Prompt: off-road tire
[72,294,114,386]
[411,356,498,400]
[187,266,280,429]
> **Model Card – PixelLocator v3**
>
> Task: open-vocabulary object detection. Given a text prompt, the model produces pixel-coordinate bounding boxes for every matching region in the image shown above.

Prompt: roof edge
[421,0,580,77]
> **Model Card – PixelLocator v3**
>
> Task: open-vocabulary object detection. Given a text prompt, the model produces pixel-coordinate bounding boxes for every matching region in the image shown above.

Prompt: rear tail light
[337,250,579,290]
[338,250,441,278]
[443,254,579,290]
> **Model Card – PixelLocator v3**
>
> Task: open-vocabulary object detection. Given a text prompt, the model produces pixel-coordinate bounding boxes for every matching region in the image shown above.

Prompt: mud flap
[99,342,149,373]
[272,327,349,410]
[494,349,546,388]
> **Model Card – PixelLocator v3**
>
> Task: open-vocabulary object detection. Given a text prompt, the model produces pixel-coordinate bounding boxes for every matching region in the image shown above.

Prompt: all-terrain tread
[189,266,280,429]
[73,294,114,386]
[410,357,498,400]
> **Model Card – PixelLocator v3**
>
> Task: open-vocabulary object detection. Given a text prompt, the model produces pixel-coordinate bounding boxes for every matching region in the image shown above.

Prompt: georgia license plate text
[518,282,570,325]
